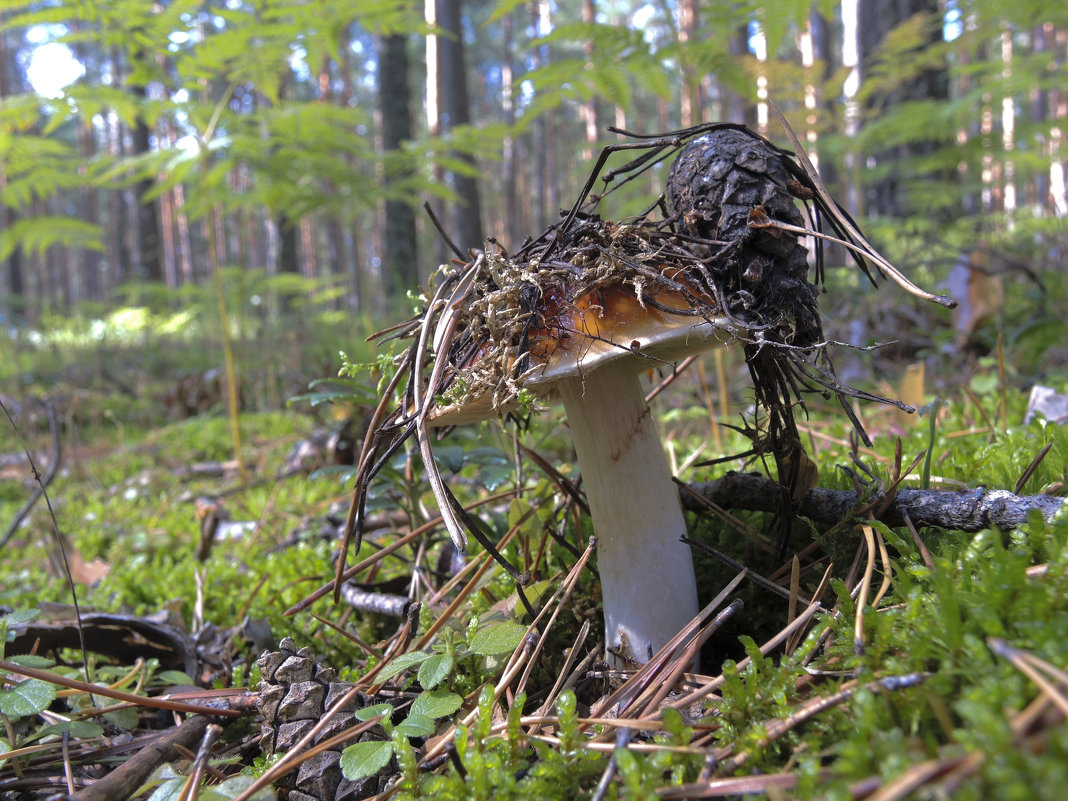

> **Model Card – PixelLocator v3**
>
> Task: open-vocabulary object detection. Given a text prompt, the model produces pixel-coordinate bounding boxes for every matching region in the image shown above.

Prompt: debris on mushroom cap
[427,221,741,426]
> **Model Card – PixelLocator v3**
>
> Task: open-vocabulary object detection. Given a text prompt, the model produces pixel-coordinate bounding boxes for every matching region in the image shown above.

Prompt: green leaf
[0,738,9,772]
[104,705,140,732]
[477,463,514,492]
[394,713,436,739]
[340,740,393,781]
[153,670,195,687]
[23,719,104,745]
[409,689,463,720]
[200,773,276,800]
[375,651,432,682]
[467,622,528,656]
[68,719,105,738]
[1,609,39,629]
[0,217,104,261]
[416,653,453,691]
[435,445,465,474]
[0,678,56,720]
[7,655,55,669]
[354,702,394,723]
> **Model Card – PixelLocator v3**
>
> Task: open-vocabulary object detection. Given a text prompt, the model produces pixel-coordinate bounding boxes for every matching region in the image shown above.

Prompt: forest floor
[2,319,1068,801]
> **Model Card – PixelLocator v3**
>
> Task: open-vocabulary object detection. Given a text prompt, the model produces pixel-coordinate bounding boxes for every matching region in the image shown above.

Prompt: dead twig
[683,473,1066,532]
[68,715,213,801]
[0,659,244,718]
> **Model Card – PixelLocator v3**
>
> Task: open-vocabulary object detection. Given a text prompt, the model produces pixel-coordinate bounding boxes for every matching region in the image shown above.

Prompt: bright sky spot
[175,134,200,155]
[944,7,963,41]
[289,44,310,81]
[27,42,85,98]
[632,3,655,29]
[25,24,58,45]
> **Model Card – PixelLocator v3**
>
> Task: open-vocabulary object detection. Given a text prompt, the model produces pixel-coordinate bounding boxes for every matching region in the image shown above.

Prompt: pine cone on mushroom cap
[666,127,822,350]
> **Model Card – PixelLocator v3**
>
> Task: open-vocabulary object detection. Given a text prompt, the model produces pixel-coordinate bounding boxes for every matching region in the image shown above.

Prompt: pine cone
[667,127,821,348]
[257,638,391,801]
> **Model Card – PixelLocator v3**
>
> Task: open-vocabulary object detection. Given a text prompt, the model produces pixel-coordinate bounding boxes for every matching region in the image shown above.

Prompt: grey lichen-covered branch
[682,472,1066,532]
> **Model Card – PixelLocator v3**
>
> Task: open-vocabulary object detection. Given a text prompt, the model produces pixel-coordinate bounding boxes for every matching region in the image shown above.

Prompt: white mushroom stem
[557,364,699,666]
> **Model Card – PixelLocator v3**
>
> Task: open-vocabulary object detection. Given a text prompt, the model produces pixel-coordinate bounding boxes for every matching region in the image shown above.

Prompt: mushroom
[424,244,734,666]
[341,120,952,672]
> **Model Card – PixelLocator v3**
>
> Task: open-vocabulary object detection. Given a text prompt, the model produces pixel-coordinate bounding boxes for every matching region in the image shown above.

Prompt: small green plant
[0,614,58,735]
[340,619,529,783]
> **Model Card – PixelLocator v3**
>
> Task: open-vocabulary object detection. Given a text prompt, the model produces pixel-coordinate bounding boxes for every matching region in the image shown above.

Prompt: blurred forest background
[1,0,1066,388]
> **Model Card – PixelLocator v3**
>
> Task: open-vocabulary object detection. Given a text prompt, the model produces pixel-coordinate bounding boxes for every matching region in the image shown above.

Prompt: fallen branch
[682,472,1065,532]
[68,715,212,801]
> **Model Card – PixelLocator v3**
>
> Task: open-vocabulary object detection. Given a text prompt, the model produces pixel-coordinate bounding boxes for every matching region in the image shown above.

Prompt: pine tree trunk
[130,79,164,283]
[677,0,700,127]
[379,32,418,294]
[0,16,25,316]
[277,211,301,276]
[579,0,600,159]
[858,0,948,218]
[435,0,484,252]
[500,10,524,247]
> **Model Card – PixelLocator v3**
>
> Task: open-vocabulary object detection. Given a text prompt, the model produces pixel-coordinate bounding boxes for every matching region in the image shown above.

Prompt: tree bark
[276,210,301,275]
[0,15,25,315]
[379,32,418,294]
[682,472,1066,533]
[130,78,164,283]
[337,26,362,309]
[858,0,948,218]
[434,0,484,252]
[677,0,700,127]
[530,0,554,233]
[724,24,755,127]
[579,0,600,159]
[500,9,524,247]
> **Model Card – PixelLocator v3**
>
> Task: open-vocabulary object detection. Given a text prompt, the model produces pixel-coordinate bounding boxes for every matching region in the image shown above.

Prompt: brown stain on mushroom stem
[609,400,656,465]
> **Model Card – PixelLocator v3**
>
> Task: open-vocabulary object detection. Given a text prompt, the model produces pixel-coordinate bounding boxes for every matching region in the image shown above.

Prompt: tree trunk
[724,24,755,126]
[379,32,418,294]
[0,15,25,317]
[500,9,524,247]
[106,47,133,289]
[858,0,948,218]
[579,0,600,159]
[529,0,554,232]
[276,211,301,275]
[337,25,362,309]
[434,0,483,252]
[129,63,164,284]
[677,0,699,127]
[272,78,301,282]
